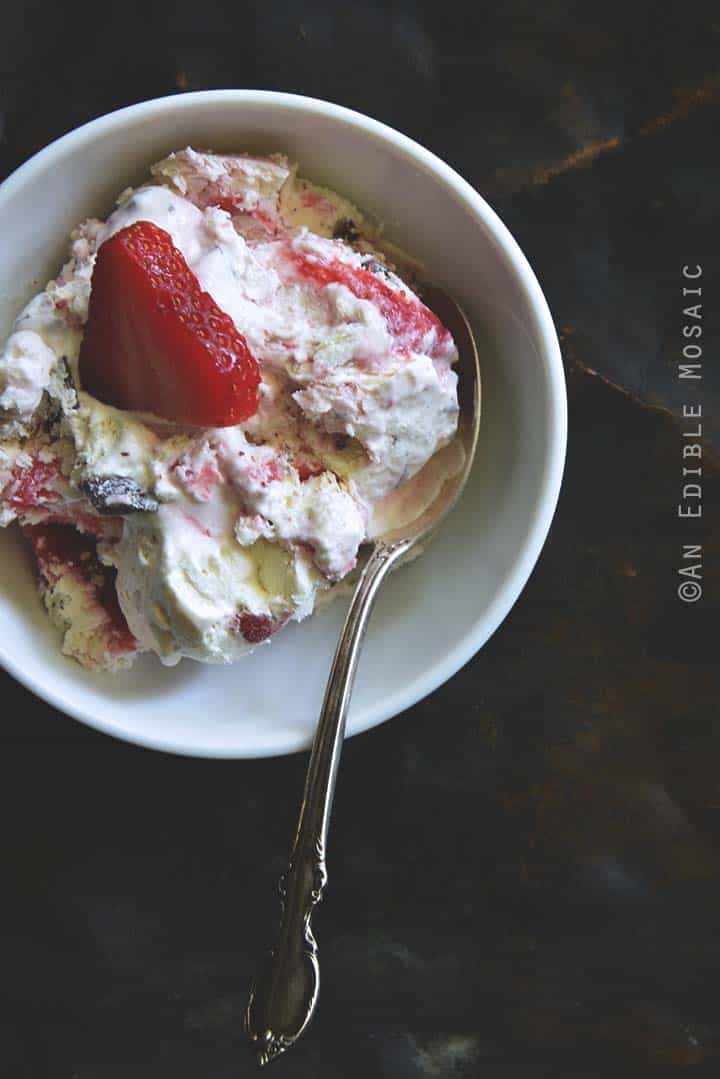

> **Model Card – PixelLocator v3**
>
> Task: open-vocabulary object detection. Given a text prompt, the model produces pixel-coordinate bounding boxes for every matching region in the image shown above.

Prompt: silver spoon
[244,285,481,1065]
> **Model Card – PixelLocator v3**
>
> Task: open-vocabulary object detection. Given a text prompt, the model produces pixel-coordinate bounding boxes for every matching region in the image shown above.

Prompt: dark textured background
[1,3,719,1076]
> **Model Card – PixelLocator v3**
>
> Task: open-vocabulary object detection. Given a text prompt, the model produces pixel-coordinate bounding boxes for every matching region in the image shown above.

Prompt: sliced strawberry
[79,221,260,427]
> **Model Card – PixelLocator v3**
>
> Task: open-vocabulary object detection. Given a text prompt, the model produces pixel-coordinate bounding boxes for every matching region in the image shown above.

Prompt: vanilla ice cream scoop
[0,148,462,669]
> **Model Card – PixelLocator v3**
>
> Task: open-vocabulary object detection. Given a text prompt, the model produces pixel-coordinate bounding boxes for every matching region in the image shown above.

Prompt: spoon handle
[244,538,411,1065]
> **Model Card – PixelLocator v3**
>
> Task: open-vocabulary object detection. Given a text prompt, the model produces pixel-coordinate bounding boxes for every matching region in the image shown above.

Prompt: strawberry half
[79,221,260,427]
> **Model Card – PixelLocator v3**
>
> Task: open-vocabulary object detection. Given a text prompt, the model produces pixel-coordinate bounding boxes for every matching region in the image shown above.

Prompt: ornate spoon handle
[244,538,411,1065]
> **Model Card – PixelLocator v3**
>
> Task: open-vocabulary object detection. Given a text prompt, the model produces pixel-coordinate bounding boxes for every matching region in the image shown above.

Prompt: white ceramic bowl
[0,91,566,758]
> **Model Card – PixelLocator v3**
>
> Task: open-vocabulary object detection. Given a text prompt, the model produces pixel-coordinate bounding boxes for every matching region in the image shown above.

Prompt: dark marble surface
[1,3,719,1076]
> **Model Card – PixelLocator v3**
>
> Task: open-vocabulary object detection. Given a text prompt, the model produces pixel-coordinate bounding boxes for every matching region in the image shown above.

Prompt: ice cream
[0,149,460,670]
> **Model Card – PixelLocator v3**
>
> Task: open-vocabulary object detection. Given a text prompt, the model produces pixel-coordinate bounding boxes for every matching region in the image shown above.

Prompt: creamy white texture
[115,507,318,663]
[0,149,461,667]
[0,330,57,416]
[41,562,135,673]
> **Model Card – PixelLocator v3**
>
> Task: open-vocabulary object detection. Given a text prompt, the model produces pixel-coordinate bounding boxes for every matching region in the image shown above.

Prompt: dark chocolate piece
[332,217,360,243]
[81,476,158,515]
[362,256,393,279]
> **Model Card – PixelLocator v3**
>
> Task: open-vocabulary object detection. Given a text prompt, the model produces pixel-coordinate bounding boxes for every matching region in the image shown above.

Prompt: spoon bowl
[369,282,482,548]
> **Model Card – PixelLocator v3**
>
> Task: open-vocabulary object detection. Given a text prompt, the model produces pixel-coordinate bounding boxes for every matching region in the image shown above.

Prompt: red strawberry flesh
[21,523,137,659]
[230,612,287,644]
[79,221,261,427]
[287,248,451,358]
[3,453,113,538]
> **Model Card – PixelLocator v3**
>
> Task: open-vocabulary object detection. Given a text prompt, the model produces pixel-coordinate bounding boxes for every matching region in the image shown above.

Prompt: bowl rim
[0,89,567,758]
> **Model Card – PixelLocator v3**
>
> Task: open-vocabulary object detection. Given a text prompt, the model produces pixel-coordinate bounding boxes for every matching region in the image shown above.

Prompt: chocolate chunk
[81,476,158,515]
[332,217,360,243]
[362,257,393,279]
[59,358,75,391]
[40,394,64,433]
